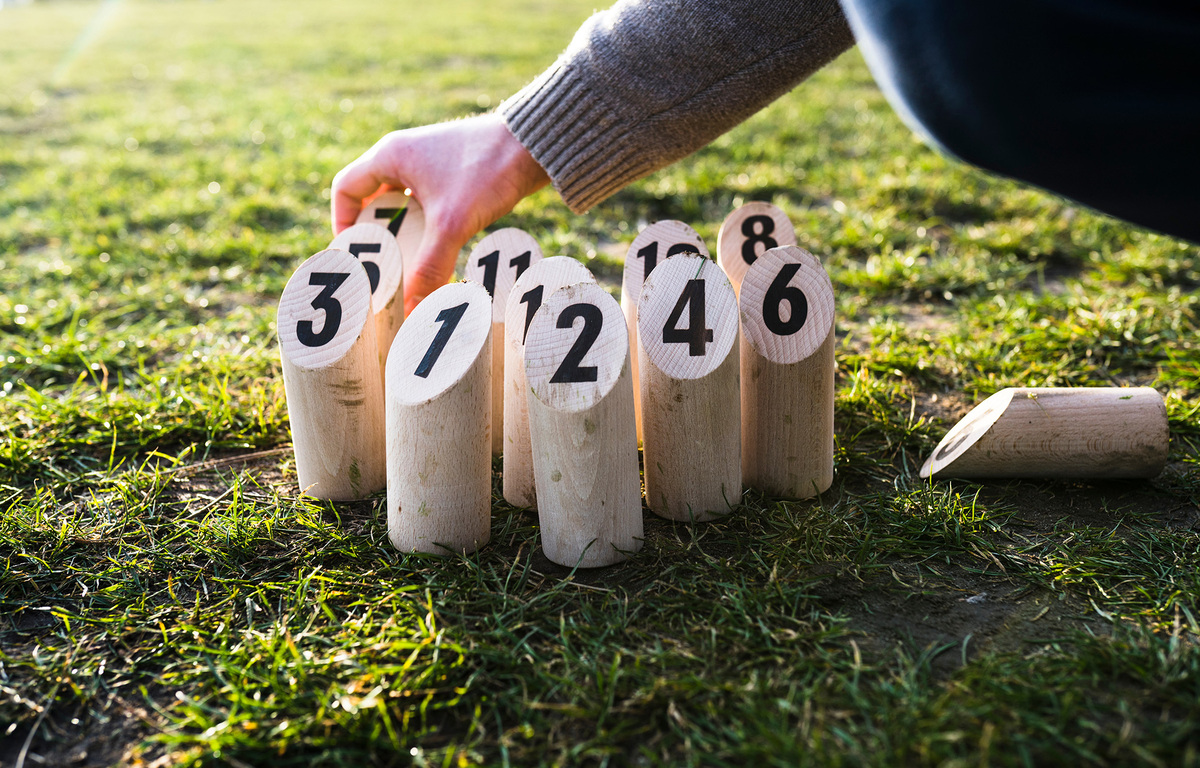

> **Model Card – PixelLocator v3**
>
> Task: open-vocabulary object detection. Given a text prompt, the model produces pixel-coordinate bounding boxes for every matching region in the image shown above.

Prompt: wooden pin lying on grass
[524,282,641,567]
[501,256,596,509]
[356,190,425,308]
[920,387,1169,480]
[638,253,741,521]
[620,220,708,444]
[465,227,543,456]
[278,248,386,500]
[328,222,404,375]
[739,245,836,499]
[386,281,493,555]
[717,201,796,296]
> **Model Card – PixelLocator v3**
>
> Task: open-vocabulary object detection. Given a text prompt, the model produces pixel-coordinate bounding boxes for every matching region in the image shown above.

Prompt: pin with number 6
[739,245,835,499]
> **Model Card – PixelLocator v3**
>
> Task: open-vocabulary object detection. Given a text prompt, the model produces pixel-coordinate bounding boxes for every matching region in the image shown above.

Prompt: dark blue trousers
[840,0,1200,242]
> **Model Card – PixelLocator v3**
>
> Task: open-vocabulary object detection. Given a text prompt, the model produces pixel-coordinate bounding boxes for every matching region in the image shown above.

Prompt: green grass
[2,0,1199,765]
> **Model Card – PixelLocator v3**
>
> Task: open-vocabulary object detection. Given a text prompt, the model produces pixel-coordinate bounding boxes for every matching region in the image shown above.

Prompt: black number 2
[347,243,382,293]
[762,263,807,336]
[414,302,468,378]
[297,272,348,348]
[662,279,713,357]
[549,304,603,383]
[741,214,777,266]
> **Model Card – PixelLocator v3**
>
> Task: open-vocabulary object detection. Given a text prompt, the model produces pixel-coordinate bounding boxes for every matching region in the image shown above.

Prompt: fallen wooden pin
[920,387,1169,480]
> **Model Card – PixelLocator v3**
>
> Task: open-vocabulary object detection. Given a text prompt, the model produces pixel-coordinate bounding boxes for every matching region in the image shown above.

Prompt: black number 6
[297,272,348,347]
[762,263,807,337]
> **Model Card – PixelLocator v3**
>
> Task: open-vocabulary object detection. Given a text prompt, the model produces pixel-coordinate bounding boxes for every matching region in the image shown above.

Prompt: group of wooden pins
[279,193,1173,569]
[278,196,835,567]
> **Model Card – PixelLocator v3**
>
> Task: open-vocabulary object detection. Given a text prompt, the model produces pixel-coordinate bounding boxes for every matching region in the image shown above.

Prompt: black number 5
[549,304,603,383]
[297,272,348,347]
[762,263,807,336]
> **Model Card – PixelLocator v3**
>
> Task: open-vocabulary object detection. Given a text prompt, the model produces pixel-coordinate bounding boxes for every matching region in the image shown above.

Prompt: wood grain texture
[385,281,493,555]
[355,190,425,308]
[716,201,796,296]
[278,248,386,500]
[465,227,544,456]
[525,282,641,567]
[638,253,741,521]
[739,245,836,499]
[328,223,404,375]
[619,220,708,444]
[501,256,596,509]
[920,387,1169,479]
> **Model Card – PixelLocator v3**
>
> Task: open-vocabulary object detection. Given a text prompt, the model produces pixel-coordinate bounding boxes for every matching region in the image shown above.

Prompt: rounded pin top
[329,223,403,313]
[621,220,708,308]
[278,248,373,370]
[739,245,834,365]
[504,256,597,347]
[465,228,544,322]
[717,201,796,293]
[385,281,492,406]
[638,253,738,380]
[525,282,628,414]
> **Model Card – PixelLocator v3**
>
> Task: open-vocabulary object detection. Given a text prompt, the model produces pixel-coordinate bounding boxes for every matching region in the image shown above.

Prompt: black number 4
[549,303,603,383]
[296,272,348,348]
[662,279,713,357]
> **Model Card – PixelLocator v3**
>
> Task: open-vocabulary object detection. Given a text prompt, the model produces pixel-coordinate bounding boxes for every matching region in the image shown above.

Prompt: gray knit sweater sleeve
[497,0,854,213]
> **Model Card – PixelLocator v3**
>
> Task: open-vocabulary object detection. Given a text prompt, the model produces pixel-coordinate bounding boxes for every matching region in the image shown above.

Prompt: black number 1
[296,272,348,347]
[549,304,603,383]
[518,285,544,344]
[414,302,468,378]
[662,279,713,357]
[347,243,382,293]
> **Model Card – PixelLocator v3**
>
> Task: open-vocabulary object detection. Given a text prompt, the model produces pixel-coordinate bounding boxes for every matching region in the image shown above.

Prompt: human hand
[331,113,550,315]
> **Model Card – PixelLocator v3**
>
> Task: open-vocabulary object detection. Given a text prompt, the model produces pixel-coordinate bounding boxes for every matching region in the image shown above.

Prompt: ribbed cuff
[498,62,657,214]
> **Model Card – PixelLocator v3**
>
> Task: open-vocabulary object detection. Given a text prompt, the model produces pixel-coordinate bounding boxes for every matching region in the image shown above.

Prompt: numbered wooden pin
[329,223,404,373]
[356,190,426,305]
[619,220,709,443]
[385,281,493,555]
[638,253,741,521]
[920,387,1168,480]
[278,249,386,500]
[717,201,796,296]
[739,245,836,499]
[502,256,597,509]
[524,282,641,567]
[465,228,544,456]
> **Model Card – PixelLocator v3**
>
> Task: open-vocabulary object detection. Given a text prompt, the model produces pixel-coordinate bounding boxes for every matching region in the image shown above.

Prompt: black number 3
[297,272,348,347]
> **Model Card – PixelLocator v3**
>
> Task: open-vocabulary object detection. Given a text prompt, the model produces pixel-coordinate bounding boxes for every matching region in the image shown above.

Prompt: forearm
[498,0,854,213]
